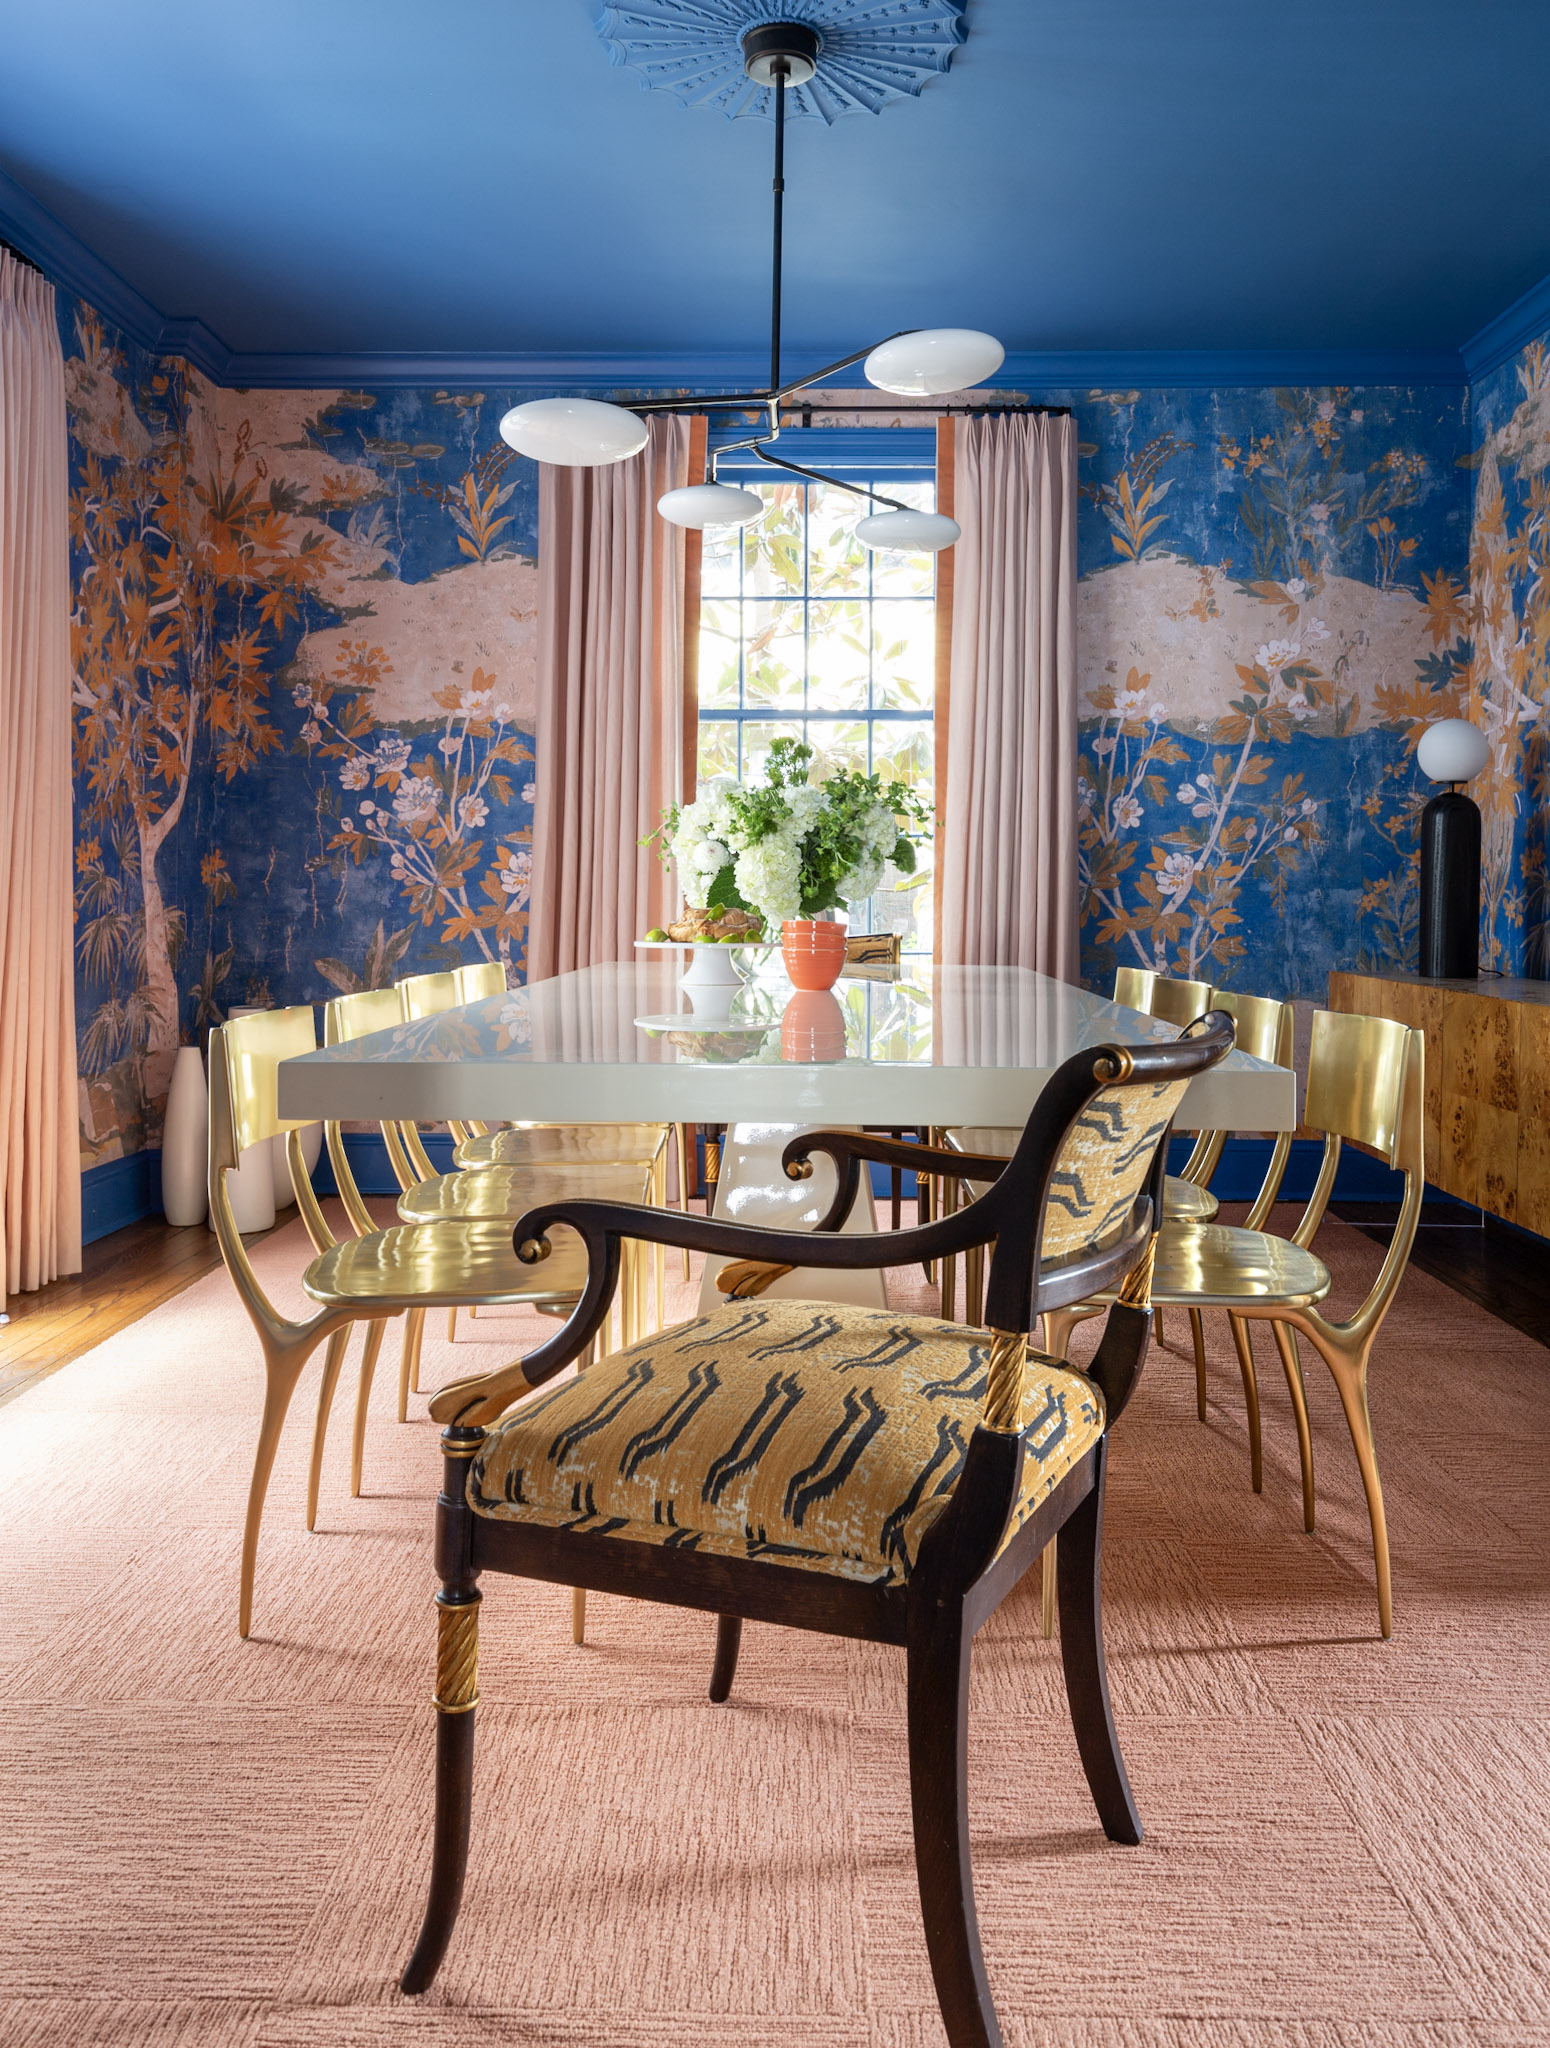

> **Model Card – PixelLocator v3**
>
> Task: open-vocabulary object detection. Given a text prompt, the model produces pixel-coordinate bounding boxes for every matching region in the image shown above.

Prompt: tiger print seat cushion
[468,1300,1104,1586]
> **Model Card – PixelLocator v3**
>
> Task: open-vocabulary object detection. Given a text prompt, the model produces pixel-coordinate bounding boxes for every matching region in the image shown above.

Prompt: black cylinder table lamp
[1417,717,1489,979]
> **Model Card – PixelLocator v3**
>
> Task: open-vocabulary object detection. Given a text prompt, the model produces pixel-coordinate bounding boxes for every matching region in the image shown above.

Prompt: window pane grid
[697,472,936,954]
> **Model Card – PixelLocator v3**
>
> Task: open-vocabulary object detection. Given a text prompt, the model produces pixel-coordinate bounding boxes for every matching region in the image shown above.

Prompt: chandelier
[497,16,1002,554]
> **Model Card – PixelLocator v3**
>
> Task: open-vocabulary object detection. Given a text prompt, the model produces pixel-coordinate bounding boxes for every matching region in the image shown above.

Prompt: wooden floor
[0,1216,235,1407]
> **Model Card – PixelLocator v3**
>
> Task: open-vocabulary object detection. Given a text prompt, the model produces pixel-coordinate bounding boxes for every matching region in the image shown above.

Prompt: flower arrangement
[648,737,933,935]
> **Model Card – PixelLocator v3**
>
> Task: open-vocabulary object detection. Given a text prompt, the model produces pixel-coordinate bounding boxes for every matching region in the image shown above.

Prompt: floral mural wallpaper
[65,299,543,1175]
[57,279,1505,1195]
[1464,330,1550,976]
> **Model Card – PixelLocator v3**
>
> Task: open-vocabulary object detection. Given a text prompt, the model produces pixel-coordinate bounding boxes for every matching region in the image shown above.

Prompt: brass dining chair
[1045,1010,1423,1637]
[211,1006,594,1638]
[393,967,673,1335]
[396,1014,1235,2048]
[939,968,1222,1326]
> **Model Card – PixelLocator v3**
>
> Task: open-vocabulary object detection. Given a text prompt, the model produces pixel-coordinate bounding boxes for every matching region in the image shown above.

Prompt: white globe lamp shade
[657,482,767,529]
[864,328,1005,397]
[497,397,648,466]
[1417,718,1489,785]
[855,508,961,554]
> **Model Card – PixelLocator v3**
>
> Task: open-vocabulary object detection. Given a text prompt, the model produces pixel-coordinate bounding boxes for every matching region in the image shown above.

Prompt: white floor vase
[161,1045,209,1227]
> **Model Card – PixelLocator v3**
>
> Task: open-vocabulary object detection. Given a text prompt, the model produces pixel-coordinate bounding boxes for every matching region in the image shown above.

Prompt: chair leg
[239,1344,314,1638]
[965,1234,985,1328]
[400,1308,425,1419]
[1189,1308,1208,1421]
[1153,1306,1167,1348]
[447,1307,457,1343]
[400,1594,481,1995]
[351,1322,386,1498]
[709,1615,743,1703]
[1056,1444,1143,1845]
[1040,1536,1057,1639]
[1311,1334,1393,1638]
[572,1587,587,1645]
[675,1124,691,1278]
[1041,1306,1084,1361]
[1269,1320,1316,1533]
[1228,1314,1265,1495]
[306,1327,351,1533]
[906,1594,1002,2048]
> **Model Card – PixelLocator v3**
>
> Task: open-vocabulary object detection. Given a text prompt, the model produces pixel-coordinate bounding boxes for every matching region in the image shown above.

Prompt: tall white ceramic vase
[161,1045,209,1227]
[209,1007,277,1235]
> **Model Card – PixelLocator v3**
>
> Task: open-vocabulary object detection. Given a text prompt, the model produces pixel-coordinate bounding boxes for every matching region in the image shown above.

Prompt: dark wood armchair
[398,1014,1234,2048]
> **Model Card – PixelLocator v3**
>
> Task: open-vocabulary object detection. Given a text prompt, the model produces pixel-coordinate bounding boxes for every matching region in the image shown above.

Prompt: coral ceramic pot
[781,918,847,992]
[780,989,848,1064]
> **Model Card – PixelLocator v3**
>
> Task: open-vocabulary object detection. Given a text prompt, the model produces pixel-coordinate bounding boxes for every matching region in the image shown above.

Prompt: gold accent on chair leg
[572,1587,587,1645]
[1041,1307,1081,1362]
[239,1350,311,1639]
[1040,1537,1057,1639]
[704,1138,721,1187]
[306,1328,351,1533]
[433,1596,481,1714]
[1117,1235,1158,1311]
[982,1328,1028,1432]
[1270,1320,1316,1532]
[351,1322,385,1497]
[1189,1308,1208,1421]
[1228,1314,1265,1495]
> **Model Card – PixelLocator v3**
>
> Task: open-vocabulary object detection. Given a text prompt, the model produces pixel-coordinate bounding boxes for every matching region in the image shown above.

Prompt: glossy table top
[277,960,1296,1131]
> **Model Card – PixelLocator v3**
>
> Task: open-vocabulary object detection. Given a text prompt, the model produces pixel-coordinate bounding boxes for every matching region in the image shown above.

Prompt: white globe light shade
[657,482,767,530]
[1417,718,1490,784]
[497,397,648,466]
[864,328,1005,396]
[855,509,961,554]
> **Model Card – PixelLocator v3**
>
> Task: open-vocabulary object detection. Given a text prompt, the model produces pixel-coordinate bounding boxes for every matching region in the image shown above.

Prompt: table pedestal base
[697,1122,887,1315]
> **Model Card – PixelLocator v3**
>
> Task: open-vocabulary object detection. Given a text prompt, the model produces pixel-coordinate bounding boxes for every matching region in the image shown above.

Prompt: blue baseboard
[310,1130,457,1198]
[81,1149,163,1244]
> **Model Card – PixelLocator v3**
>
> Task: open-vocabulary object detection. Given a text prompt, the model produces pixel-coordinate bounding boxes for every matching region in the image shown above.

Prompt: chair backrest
[1207,990,1297,1224]
[1113,966,1214,1028]
[1305,1010,1418,1169]
[456,960,508,1003]
[208,1011,337,1327]
[323,991,409,1234]
[215,1007,318,1165]
[398,970,463,1021]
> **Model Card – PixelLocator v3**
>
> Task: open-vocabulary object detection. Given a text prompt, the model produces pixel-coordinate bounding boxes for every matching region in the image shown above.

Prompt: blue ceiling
[1,0,1548,361]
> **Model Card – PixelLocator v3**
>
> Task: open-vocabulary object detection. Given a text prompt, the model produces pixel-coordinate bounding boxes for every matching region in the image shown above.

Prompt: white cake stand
[633,938,771,1019]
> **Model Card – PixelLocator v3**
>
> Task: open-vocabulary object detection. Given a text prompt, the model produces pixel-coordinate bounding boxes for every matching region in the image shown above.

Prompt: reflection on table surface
[290,958,1201,1074]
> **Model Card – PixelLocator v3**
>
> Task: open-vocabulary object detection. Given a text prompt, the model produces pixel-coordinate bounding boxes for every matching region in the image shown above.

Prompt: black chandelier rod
[770,55,786,395]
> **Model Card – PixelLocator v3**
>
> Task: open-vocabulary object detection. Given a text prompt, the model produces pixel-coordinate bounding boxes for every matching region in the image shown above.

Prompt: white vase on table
[161,1045,209,1227]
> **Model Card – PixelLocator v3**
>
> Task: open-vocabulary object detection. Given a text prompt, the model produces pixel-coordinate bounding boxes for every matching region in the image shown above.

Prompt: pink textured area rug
[1,1201,1548,2048]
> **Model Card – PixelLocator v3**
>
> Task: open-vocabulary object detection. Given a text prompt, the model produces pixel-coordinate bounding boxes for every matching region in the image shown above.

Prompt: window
[696,451,938,955]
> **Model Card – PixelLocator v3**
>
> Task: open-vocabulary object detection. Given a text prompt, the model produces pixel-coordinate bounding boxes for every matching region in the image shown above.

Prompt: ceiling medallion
[503,13,999,554]
[594,1,968,123]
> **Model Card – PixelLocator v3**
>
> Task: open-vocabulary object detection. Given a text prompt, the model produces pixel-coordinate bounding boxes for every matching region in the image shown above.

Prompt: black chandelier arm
[750,443,911,512]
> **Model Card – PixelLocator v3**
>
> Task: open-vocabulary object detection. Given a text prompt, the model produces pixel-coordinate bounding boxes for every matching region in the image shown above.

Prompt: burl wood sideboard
[1327,971,1550,1232]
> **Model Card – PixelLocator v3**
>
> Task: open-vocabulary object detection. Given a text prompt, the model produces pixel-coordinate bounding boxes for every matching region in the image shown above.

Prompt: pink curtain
[529,416,693,980]
[939,411,1079,979]
[0,250,80,1305]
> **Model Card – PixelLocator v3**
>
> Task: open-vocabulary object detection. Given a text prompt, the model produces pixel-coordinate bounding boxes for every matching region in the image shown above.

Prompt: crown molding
[1460,268,1550,381]
[0,162,1473,395]
[193,344,1471,393]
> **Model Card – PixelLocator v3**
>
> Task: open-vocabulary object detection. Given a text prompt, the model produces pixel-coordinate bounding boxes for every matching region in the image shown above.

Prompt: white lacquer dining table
[278,960,1297,1313]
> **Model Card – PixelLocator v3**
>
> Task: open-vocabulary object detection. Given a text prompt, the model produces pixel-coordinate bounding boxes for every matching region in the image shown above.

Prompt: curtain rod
[770,402,1071,421]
